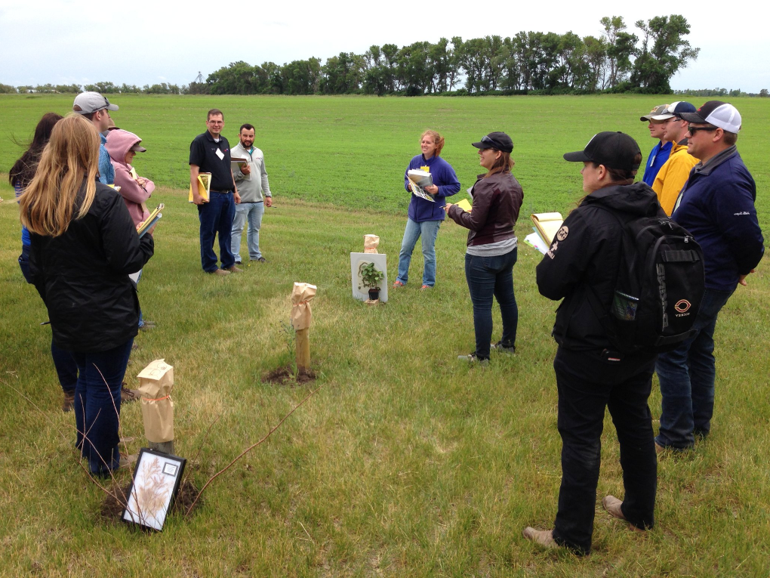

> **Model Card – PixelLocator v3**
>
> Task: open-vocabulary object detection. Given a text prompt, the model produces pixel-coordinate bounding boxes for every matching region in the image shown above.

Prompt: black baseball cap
[472,132,513,153]
[563,132,641,172]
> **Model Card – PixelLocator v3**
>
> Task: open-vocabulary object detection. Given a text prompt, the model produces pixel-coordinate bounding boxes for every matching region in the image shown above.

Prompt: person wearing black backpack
[523,132,660,555]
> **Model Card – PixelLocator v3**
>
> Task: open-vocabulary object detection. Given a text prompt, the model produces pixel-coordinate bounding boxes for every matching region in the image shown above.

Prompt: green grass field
[1,95,769,576]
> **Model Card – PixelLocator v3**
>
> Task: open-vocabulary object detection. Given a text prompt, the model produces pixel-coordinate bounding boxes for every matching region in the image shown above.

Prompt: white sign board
[350,253,388,303]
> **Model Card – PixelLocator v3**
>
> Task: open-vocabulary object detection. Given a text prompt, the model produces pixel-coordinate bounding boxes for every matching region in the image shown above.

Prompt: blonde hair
[421,129,445,157]
[20,114,100,237]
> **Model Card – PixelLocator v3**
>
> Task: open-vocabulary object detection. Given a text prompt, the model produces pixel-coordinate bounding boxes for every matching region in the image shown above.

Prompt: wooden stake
[296,328,310,375]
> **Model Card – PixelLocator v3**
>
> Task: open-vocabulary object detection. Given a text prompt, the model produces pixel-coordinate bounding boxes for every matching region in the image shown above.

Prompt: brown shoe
[210,268,230,276]
[62,390,75,412]
[224,265,243,273]
[522,527,558,549]
[602,495,626,520]
[121,386,140,403]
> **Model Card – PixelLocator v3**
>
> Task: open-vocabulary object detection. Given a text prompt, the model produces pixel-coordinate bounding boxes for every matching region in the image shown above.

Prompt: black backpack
[588,209,705,354]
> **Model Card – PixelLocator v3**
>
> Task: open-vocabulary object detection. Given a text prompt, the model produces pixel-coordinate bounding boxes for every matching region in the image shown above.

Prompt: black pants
[551,347,657,554]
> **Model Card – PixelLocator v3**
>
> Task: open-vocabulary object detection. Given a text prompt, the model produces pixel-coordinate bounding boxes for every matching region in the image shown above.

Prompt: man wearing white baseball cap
[73,91,119,185]
[656,101,764,452]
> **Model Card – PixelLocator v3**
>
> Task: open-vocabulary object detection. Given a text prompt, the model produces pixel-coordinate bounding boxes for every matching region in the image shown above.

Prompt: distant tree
[0,83,18,93]
[583,36,608,91]
[281,58,322,95]
[320,52,364,94]
[119,83,141,93]
[601,16,637,88]
[83,81,118,93]
[760,89,769,97]
[631,15,699,93]
[55,84,82,93]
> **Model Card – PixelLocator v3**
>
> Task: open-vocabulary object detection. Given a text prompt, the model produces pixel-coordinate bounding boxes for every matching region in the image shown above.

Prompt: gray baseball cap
[73,92,119,114]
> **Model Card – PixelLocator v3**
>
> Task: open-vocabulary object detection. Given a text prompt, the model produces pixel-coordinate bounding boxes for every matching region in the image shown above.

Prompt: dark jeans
[552,347,657,555]
[464,248,518,359]
[655,287,735,449]
[51,342,77,394]
[198,192,236,272]
[72,339,133,476]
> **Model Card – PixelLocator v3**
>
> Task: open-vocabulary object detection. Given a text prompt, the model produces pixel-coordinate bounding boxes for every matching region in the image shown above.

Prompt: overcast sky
[1,0,767,93]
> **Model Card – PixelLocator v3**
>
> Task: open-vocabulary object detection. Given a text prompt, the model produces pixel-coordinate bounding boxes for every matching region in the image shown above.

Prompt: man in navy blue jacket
[656,101,764,451]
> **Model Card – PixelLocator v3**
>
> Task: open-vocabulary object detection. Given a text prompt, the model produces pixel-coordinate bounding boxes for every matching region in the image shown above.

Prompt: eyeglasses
[688,125,718,134]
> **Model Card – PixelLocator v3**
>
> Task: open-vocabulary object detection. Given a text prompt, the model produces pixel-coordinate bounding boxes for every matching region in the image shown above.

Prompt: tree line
[199,15,701,95]
[0,15,766,97]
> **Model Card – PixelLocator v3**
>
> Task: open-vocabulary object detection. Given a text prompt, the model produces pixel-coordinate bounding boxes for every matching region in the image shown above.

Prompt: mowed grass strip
[0,95,768,576]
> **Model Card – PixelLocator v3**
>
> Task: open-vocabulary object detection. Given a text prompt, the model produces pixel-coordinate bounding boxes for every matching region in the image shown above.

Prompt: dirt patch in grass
[100,479,202,524]
[262,366,317,385]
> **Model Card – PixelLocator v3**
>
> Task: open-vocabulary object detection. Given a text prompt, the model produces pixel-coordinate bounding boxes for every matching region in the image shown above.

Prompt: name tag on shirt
[216,148,225,161]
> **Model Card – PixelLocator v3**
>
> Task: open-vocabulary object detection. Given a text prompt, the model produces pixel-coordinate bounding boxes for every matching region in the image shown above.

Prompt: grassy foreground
[1,95,769,576]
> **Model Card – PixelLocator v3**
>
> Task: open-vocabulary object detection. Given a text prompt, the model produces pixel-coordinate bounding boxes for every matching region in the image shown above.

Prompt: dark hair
[589,154,642,185]
[9,112,64,188]
[240,123,255,133]
[722,130,738,146]
[484,150,514,177]
[207,108,224,121]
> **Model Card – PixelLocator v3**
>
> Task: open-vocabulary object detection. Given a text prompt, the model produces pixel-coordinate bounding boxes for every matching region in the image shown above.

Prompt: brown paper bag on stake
[364,234,380,254]
[291,283,317,331]
[137,359,174,443]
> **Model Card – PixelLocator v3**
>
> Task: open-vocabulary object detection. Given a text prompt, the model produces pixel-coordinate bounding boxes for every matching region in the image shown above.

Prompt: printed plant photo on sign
[122,448,186,531]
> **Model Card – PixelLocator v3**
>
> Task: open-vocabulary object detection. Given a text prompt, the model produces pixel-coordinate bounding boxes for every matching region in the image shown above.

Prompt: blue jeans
[464,248,519,359]
[51,341,77,394]
[396,218,441,287]
[553,347,657,554]
[198,192,236,272]
[655,287,735,449]
[231,201,265,262]
[72,339,133,476]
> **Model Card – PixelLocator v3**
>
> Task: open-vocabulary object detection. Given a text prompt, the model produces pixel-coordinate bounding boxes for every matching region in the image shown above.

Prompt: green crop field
[0,95,769,576]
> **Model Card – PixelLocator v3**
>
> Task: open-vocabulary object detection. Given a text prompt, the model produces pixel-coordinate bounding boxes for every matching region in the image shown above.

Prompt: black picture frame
[122,448,186,531]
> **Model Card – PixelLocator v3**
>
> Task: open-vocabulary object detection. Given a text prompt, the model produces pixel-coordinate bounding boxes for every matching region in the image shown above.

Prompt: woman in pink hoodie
[106,129,156,330]
[106,129,155,226]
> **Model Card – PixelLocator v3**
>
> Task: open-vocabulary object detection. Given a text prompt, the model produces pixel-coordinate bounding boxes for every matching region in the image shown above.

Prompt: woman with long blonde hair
[21,114,155,477]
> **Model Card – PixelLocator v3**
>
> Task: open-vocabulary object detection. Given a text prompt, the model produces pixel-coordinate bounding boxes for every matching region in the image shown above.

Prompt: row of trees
[200,15,699,95]
[0,82,183,95]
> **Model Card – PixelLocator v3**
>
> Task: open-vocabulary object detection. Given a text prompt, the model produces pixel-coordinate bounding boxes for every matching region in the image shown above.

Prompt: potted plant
[360,262,385,301]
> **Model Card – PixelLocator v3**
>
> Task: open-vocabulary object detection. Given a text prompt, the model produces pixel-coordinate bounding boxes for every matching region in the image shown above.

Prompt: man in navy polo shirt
[655,101,764,452]
[190,109,241,275]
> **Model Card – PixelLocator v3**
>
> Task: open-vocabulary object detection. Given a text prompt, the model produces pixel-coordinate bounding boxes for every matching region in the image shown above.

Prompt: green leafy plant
[360,262,384,290]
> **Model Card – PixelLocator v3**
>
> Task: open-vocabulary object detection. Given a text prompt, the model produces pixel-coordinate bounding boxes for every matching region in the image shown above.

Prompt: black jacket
[29,182,154,352]
[447,171,523,246]
[536,182,664,352]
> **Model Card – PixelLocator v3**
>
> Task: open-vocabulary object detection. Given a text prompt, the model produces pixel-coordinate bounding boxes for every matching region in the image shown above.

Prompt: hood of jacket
[105,129,142,167]
[582,181,661,218]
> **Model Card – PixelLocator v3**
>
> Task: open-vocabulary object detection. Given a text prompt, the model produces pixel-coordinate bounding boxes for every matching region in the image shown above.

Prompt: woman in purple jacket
[393,130,460,289]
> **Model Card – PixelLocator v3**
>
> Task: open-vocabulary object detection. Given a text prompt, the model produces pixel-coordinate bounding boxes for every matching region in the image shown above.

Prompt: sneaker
[235,259,242,265]
[491,341,516,354]
[420,284,431,290]
[251,257,266,263]
[392,280,405,288]
[224,265,243,273]
[62,390,75,412]
[120,386,140,403]
[522,527,558,549]
[602,495,626,520]
[457,353,489,366]
[210,268,230,276]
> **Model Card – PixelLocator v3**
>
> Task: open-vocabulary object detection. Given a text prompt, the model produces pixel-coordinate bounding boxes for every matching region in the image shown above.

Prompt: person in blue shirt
[640,104,672,186]
[393,130,460,289]
[656,101,764,452]
[72,91,119,184]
